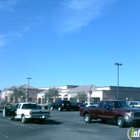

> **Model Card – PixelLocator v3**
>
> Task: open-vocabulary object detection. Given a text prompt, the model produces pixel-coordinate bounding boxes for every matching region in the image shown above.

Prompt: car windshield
[113,101,130,108]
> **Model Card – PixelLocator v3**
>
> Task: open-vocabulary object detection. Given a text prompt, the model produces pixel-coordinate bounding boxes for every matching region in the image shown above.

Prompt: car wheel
[9,116,15,120]
[84,114,91,123]
[58,107,62,111]
[21,115,26,123]
[137,123,140,126]
[50,107,54,111]
[101,119,107,123]
[40,119,45,124]
[74,108,77,111]
[117,116,125,128]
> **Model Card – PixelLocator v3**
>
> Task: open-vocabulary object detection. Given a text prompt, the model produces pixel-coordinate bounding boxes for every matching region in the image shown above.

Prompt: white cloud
[54,0,116,34]
[0,34,6,39]
[23,26,29,32]
[0,40,6,47]
[9,27,30,40]
[0,0,18,11]
[0,26,29,47]
[0,32,22,48]
[0,34,7,47]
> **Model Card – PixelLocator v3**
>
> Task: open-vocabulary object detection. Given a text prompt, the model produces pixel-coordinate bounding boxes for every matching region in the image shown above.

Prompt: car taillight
[62,103,64,106]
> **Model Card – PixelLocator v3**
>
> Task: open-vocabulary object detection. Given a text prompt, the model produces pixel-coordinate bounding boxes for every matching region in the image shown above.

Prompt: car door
[98,101,116,120]
[97,101,105,119]
[14,103,20,118]
[54,101,60,109]
[5,105,13,116]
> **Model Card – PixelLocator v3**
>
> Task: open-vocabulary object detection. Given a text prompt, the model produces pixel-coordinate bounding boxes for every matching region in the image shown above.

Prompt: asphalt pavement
[0,110,138,140]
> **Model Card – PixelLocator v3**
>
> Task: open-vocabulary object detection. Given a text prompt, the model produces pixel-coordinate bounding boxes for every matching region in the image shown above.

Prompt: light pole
[115,63,122,100]
[27,77,32,102]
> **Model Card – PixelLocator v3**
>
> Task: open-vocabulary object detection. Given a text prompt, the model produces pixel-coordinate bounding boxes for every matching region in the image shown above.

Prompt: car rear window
[63,101,70,103]
[63,101,71,104]
[22,104,38,109]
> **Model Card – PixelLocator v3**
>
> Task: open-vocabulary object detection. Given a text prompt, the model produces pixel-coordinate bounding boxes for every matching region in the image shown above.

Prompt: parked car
[127,101,140,108]
[83,102,95,107]
[89,103,99,107]
[8,102,50,124]
[80,100,140,128]
[50,100,71,111]
[71,102,83,111]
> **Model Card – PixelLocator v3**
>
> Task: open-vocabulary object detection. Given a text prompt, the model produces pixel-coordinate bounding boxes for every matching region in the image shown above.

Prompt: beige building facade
[1,84,140,104]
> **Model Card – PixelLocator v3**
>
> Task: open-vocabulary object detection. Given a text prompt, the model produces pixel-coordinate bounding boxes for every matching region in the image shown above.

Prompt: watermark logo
[127,127,140,140]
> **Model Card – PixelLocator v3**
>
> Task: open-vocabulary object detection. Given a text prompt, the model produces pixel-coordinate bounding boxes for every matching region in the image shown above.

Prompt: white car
[9,102,50,123]
[83,102,96,107]
[127,101,140,108]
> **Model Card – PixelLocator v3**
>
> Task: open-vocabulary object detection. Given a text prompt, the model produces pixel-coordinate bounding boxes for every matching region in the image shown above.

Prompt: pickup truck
[80,100,140,128]
[9,102,50,124]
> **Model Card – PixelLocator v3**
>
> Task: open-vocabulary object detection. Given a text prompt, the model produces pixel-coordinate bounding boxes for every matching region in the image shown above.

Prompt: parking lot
[0,110,138,140]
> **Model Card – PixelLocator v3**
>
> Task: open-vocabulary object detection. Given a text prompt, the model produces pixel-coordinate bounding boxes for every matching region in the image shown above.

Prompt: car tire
[73,108,76,111]
[117,116,125,128]
[84,114,91,123]
[136,123,140,126]
[58,107,62,111]
[40,119,45,124]
[50,107,54,111]
[74,108,77,111]
[101,119,107,123]
[21,115,26,123]
[9,116,15,120]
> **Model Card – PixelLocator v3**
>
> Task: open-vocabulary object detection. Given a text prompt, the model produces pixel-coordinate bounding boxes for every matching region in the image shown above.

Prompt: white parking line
[0,132,9,138]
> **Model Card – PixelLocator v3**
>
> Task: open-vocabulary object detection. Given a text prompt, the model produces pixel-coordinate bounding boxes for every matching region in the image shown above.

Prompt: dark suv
[50,100,71,111]
[71,102,83,111]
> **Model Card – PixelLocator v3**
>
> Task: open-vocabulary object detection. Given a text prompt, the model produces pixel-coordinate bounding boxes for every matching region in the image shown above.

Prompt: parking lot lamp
[27,77,32,102]
[115,63,122,100]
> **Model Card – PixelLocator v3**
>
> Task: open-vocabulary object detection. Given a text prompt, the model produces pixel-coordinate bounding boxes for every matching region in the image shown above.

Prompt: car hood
[116,108,140,112]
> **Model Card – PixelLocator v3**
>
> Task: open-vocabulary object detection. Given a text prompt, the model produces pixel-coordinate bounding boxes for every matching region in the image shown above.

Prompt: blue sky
[0,0,140,90]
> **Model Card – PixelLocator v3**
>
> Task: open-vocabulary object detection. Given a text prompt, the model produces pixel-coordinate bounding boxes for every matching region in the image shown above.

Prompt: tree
[52,88,59,101]
[45,90,52,103]
[0,100,10,105]
[9,94,14,102]
[11,88,26,103]
[76,92,87,102]
[45,88,59,103]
